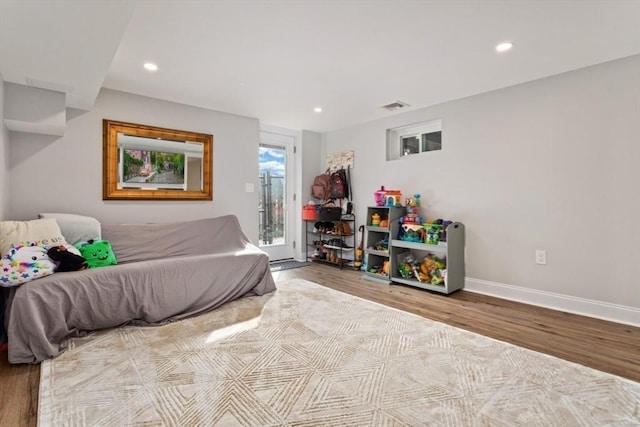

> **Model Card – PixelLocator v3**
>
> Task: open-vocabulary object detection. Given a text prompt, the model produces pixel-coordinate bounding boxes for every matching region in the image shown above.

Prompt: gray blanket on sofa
[5,215,276,364]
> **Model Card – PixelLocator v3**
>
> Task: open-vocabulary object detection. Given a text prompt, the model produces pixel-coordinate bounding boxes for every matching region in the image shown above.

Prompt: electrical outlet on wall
[535,250,547,265]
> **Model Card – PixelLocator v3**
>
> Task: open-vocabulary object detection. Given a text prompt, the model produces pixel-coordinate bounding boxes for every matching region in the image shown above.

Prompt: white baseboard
[465,278,640,327]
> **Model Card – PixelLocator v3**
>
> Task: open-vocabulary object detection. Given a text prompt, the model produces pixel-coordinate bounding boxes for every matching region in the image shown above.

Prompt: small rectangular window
[386,119,442,160]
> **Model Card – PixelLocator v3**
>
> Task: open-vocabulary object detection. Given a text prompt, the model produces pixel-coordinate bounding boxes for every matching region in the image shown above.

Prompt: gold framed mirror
[103,120,213,201]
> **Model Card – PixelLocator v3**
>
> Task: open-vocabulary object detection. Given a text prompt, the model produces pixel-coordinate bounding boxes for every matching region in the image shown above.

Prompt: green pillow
[75,240,117,268]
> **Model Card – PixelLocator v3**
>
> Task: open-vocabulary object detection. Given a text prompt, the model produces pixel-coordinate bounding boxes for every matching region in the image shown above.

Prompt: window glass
[421,131,442,152]
[386,119,442,160]
[401,135,420,156]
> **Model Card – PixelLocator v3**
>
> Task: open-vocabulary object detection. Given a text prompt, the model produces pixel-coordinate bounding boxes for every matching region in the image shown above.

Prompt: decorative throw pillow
[37,213,101,246]
[75,240,117,268]
[0,218,82,260]
[0,242,56,287]
[1,218,66,257]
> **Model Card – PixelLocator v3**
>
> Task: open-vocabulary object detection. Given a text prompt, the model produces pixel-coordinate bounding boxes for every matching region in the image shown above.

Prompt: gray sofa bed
[4,215,276,364]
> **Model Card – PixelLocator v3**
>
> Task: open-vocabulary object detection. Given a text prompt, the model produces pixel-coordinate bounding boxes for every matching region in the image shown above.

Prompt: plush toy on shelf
[374,186,387,206]
[402,193,423,225]
[418,254,446,285]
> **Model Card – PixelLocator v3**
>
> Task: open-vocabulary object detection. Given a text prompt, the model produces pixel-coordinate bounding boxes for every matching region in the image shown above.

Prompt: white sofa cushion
[38,213,101,246]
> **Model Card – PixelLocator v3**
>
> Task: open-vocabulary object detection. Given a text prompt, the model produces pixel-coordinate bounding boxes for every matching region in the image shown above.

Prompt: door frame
[259,125,297,261]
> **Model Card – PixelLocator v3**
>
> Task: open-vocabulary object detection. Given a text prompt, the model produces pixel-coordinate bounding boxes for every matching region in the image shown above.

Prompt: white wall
[323,55,640,320]
[297,130,322,260]
[7,89,262,243]
[0,79,8,221]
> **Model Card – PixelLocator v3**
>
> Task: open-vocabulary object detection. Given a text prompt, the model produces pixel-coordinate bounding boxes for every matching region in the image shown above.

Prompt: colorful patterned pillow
[0,242,56,287]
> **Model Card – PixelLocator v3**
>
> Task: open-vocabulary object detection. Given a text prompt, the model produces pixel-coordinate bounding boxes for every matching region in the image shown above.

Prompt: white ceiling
[1,0,639,133]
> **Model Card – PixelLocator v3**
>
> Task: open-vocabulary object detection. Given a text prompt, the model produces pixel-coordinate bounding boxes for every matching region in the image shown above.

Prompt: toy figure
[47,245,88,272]
[75,240,117,268]
[374,186,387,206]
[425,223,442,245]
[0,244,56,287]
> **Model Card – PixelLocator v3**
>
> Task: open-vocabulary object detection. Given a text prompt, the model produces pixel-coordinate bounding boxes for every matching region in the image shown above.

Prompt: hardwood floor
[0,353,39,426]
[275,264,639,383]
[1,263,638,426]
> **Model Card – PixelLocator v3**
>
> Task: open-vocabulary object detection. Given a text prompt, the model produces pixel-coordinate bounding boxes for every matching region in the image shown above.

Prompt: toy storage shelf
[391,240,447,254]
[304,216,356,270]
[363,206,405,282]
[389,221,465,295]
[367,248,389,257]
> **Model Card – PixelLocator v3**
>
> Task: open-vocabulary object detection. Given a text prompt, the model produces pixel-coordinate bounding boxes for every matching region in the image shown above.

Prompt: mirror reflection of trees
[123,150,186,183]
[123,151,143,181]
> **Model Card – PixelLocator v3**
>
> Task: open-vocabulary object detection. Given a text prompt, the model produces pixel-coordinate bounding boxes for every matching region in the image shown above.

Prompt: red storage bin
[302,205,317,220]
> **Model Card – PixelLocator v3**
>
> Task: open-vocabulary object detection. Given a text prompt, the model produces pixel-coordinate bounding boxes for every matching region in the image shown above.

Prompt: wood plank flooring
[1,263,638,426]
[275,264,640,383]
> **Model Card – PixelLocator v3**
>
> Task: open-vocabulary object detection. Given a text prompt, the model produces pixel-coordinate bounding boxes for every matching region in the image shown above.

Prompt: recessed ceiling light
[495,42,514,53]
[313,107,323,113]
[143,62,158,71]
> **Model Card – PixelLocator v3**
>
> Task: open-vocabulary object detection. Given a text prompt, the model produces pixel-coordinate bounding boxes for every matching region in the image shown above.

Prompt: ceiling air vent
[381,101,410,111]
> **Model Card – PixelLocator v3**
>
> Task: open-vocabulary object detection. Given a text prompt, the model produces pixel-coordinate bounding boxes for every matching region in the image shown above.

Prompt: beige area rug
[38,279,639,426]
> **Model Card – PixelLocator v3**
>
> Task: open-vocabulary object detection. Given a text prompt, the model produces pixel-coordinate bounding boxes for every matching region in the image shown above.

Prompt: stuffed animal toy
[0,243,56,287]
[75,240,117,268]
[47,245,88,272]
[418,254,446,284]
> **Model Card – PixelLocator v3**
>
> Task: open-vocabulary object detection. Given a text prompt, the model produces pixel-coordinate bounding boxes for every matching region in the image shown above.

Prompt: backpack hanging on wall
[311,170,332,200]
[330,168,349,200]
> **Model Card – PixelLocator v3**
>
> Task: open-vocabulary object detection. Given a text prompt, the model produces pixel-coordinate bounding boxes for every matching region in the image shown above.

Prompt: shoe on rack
[324,239,337,248]
[325,238,352,249]
[339,222,352,235]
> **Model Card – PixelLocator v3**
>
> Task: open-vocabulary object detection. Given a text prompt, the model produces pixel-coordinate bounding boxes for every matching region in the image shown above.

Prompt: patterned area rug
[38,279,639,426]
[269,260,310,271]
